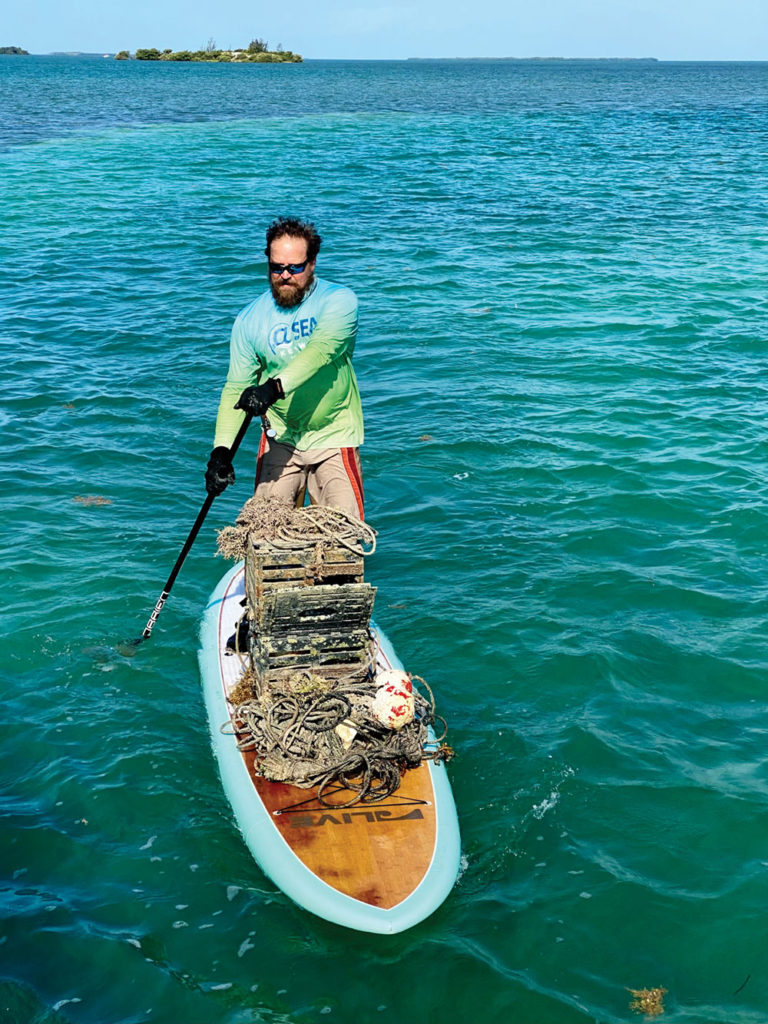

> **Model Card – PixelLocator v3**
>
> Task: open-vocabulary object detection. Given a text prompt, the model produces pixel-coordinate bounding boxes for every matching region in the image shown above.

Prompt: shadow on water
[0,978,76,1024]
[82,642,141,664]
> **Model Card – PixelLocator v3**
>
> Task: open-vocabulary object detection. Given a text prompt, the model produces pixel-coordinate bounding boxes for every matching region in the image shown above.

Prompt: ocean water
[2,54,768,1024]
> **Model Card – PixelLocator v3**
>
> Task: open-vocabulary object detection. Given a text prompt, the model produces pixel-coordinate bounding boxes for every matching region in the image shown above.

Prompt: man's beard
[270,270,315,309]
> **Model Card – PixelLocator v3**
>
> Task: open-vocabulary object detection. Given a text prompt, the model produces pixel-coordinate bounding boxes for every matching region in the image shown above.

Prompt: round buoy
[372,670,415,730]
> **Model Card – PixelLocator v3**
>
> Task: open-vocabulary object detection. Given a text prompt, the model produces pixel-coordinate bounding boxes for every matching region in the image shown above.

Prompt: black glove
[205,446,235,496]
[234,377,283,417]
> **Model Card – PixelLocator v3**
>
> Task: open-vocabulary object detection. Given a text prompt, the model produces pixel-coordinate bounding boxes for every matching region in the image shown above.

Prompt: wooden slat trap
[244,536,377,689]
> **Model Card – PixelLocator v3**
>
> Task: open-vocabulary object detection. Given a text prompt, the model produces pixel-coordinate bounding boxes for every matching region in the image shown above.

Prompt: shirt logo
[268,317,317,353]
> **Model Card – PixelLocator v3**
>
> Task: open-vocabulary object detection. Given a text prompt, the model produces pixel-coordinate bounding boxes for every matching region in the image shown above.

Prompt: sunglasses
[269,261,309,276]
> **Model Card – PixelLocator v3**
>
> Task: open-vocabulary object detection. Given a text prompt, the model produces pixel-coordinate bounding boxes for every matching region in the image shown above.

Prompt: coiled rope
[226,674,453,807]
[217,499,377,560]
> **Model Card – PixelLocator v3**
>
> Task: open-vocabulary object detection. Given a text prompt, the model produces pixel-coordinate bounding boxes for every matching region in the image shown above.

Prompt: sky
[4,0,768,61]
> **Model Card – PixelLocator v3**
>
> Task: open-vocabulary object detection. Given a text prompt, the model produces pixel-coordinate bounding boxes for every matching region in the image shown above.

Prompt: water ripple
[3,56,768,1024]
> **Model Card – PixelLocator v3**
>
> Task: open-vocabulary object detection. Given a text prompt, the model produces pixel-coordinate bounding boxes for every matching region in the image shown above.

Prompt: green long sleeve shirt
[213,278,364,451]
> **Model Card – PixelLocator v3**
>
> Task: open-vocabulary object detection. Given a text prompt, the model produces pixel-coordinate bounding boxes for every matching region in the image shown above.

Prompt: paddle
[132,411,254,646]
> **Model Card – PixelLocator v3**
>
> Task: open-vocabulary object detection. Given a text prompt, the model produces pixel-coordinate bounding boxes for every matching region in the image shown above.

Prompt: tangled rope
[268,506,376,555]
[217,499,377,560]
[227,674,452,807]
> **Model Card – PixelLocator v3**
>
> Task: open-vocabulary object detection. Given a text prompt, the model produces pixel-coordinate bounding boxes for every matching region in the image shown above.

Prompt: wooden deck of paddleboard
[199,561,460,933]
[245,753,436,909]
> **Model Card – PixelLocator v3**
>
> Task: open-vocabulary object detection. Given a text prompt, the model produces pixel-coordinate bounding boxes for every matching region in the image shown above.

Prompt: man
[205,217,365,518]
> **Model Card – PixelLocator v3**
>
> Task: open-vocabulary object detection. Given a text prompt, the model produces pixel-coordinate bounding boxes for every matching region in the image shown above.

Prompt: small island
[117,38,301,63]
[0,46,29,55]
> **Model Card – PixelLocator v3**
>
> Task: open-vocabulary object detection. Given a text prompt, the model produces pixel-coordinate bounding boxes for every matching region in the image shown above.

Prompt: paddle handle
[139,411,254,642]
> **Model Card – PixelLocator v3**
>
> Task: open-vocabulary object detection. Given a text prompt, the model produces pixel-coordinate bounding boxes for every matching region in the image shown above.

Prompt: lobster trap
[245,534,377,691]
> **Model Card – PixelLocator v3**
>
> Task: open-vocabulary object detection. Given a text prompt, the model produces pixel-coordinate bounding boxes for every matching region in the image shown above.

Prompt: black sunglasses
[269,261,309,276]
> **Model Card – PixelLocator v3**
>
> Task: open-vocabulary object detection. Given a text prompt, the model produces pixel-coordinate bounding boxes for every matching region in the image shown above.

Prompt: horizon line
[7,51,768,63]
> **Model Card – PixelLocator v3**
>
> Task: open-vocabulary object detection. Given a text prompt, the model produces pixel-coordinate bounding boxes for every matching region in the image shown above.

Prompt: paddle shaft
[138,411,254,642]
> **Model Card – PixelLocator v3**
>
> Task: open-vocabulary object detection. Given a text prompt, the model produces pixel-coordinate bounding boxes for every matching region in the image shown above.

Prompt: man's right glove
[205,446,235,496]
[235,377,283,417]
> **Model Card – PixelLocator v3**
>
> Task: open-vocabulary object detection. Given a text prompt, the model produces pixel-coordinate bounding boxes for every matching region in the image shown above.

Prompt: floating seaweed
[73,495,113,506]
[629,986,667,1017]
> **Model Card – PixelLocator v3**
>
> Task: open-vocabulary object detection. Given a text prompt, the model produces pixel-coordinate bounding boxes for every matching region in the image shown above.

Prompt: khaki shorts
[254,433,364,520]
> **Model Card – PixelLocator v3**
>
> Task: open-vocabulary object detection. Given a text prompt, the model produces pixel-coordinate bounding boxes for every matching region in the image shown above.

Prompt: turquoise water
[3,55,768,1023]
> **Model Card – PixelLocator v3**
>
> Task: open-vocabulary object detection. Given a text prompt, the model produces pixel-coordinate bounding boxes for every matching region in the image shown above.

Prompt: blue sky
[5,0,767,60]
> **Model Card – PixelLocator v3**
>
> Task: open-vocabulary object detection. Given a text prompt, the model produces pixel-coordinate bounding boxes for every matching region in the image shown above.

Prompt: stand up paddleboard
[199,562,461,934]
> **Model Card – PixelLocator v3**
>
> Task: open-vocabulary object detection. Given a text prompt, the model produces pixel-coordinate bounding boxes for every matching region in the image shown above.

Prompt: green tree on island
[124,39,301,63]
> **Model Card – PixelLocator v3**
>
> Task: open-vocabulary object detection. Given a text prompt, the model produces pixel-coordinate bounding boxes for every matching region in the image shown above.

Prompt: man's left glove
[235,378,284,417]
[205,447,235,496]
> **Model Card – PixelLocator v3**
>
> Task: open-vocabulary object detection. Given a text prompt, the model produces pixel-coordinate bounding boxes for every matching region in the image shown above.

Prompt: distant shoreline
[0,46,301,62]
[406,56,660,62]
[5,53,767,64]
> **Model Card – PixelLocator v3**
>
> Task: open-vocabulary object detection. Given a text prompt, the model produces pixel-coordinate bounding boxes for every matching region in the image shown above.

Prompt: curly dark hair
[264,217,322,261]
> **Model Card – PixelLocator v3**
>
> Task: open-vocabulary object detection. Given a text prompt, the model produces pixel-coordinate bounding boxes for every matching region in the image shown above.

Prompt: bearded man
[205,217,364,518]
